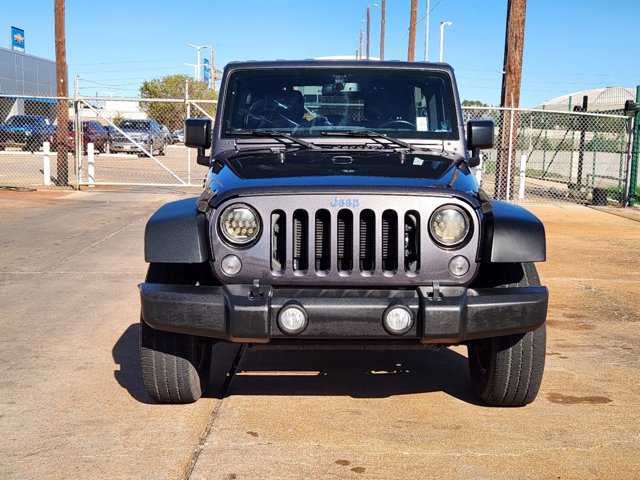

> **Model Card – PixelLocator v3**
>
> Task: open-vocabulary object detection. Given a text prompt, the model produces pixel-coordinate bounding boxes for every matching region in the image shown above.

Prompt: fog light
[278,304,308,335]
[383,305,413,335]
[221,254,242,276]
[448,255,470,277]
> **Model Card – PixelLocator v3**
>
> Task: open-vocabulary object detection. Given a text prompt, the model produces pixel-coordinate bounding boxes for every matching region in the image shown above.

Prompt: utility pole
[359,27,363,60]
[54,0,69,186]
[380,0,386,60]
[407,0,418,61]
[366,5,371,59]
[496,0,527,200]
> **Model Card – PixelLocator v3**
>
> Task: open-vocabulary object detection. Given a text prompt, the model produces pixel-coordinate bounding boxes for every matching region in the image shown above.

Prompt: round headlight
[429,205,471,247]
[219,204,261,246]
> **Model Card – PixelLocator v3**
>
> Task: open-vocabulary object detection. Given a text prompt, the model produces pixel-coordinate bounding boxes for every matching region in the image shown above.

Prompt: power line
[390,0,447,59]
[73,57,186,66]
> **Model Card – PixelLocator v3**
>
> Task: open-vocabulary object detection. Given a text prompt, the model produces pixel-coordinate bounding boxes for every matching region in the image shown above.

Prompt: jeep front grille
[270,208,421,278]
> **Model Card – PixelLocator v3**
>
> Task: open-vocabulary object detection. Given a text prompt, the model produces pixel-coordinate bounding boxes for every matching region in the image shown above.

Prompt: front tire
[467,263,546,407]
[139,263,213,403]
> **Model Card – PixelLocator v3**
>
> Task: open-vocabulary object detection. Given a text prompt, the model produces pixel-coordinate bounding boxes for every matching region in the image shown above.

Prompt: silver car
[110,119,166,156]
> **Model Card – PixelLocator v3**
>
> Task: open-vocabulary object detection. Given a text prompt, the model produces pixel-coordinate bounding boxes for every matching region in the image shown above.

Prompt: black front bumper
[139,283,548,345]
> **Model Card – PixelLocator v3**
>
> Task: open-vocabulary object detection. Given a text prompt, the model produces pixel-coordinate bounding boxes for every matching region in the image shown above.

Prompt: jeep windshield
[222,67,459,141]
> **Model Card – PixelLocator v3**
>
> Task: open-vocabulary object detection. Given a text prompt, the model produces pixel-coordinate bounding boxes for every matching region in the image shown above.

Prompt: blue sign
[11,26,25,52]
[203,58,210,84]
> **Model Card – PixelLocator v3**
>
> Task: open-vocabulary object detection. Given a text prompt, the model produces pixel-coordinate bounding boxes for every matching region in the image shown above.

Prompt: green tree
[139,74,217,131]
[462,99,489,107]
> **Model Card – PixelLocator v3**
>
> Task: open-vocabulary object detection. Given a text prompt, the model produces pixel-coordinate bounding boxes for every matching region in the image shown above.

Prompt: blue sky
[3,0,639,107]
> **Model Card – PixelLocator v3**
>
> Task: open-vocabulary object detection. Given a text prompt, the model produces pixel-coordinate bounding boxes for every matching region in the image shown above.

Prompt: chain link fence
[0,93,635,206]
[0,94,216,190]
[463,107,632,206]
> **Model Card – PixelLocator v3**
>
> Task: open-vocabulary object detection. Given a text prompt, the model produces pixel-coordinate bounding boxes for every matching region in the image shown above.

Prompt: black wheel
[159,143,166,156]
[139,263,213,403]
[467,263,546,407]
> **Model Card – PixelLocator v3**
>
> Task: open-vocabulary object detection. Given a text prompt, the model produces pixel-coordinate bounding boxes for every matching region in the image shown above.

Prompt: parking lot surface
[0,190,638,479]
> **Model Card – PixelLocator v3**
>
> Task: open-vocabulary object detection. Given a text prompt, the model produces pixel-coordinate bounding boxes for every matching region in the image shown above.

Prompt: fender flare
[144,197,209,263]
[482,201,546,263]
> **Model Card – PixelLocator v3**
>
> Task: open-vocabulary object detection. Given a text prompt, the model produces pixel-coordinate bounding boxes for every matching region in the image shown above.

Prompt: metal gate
[75,97,216,188]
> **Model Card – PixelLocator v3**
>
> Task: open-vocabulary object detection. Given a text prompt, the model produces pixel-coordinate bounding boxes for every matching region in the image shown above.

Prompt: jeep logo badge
[330,197,360,209]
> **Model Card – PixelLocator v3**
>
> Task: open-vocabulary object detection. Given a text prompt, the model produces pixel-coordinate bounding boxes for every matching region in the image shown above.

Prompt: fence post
[74,75,82,190]
[87,142,95,187]
[43,142,51,186]
[576,96,588,189]
[185,78,192,186]
[628,85,640,207]
[505,106,516,200]
[519,154,527,199]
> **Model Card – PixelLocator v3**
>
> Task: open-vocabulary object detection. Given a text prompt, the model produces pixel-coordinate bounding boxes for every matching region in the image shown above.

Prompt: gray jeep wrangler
[139,60,548,406]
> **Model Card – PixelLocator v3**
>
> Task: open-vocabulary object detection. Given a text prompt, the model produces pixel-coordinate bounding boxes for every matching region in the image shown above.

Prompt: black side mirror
[185,118,212,166]
[466,120,494,165]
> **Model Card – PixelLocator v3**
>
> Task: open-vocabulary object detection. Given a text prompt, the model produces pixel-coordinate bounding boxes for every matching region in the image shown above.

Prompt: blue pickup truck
[0,115,56,152]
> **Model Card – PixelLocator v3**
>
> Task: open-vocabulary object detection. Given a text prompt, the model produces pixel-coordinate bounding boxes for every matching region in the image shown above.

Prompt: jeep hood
[206,162,478,199]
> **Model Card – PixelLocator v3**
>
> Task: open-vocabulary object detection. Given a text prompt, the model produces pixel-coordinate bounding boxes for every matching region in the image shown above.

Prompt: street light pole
[187,44,208,81]
[366,5,371,59]
[380,0,386,60]
[424,0,430,61]
[439,21,452,62]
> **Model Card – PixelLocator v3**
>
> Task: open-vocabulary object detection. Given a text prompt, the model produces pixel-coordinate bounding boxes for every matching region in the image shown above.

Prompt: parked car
[0,115,55,152]
[171,129,184,144]
[52,120,108,153]
[109,119,166,156]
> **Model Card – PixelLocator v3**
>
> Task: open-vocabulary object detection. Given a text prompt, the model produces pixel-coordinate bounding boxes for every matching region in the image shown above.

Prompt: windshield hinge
[270,148,286,163]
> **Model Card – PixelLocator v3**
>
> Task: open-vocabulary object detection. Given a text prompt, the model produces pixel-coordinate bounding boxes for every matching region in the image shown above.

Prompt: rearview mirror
[185,118,212,167]
[466,120,494,166]
[467,120,494,150]
[185,118,211,149]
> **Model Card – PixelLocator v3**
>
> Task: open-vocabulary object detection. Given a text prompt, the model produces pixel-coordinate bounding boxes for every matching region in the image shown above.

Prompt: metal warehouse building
[0,46,57,121]
[538,86,635,113]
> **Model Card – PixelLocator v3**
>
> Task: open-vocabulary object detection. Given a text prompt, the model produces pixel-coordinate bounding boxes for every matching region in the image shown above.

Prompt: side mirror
[466,120,494,164]
[185,118,212,166]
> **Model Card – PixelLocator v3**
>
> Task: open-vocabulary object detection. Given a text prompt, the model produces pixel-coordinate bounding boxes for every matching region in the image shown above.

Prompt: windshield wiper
[227,129,317,150]
[319,130,441,163]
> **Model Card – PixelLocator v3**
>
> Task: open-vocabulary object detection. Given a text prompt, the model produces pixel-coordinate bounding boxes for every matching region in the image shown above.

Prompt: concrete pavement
[0,191,638,479]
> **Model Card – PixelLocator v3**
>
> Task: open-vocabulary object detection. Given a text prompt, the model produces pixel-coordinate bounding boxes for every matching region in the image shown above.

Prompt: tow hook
[249,279,263,299]
[428,281,443,302]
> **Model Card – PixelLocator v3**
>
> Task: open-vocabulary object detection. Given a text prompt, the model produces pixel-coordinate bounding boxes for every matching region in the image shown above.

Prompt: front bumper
[140,283,548,344]
[110,142,144,152]
[0,132,32,147]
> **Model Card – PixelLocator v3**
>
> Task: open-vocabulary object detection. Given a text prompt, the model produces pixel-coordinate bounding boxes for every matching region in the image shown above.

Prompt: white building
[537,86,635,113]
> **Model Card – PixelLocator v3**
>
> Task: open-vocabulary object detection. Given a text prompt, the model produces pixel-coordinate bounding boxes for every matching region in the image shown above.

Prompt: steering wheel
[379,119,416,129]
